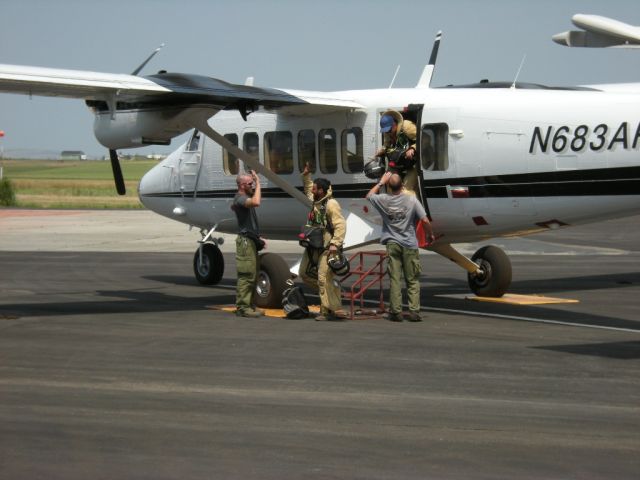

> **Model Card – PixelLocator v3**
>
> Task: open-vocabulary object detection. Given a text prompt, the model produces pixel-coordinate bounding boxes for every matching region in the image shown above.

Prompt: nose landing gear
[194,243,224,285]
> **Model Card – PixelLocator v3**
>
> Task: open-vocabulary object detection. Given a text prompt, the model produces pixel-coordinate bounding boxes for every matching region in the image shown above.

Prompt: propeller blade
[109,149,126,195]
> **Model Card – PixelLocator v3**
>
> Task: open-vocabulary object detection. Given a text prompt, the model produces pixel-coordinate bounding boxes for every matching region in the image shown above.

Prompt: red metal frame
[339,250,387,320]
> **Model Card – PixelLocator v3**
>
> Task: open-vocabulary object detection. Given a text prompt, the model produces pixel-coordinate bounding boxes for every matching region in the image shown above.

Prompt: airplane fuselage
[138,84,640,245]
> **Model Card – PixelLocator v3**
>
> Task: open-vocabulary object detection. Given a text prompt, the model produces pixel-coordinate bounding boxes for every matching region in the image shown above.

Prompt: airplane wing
[0,64,363,113]
[0,63,363,199]
[552,14,640,48]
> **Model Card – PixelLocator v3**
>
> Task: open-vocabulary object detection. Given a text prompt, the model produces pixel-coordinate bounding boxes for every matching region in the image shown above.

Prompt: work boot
[236,308,262,318]
[388,312,403,322]
[315,311,343,322]
[407,311,422,322]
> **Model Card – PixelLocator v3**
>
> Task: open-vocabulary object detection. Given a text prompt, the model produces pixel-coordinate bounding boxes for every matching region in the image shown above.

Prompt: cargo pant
[236,235,258,313]
[386,242,421,315]
[300,248,342,314]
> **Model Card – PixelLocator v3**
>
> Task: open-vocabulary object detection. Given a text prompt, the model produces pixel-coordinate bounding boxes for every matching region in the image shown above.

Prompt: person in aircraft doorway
[299,162,347,321]
[366,171,435,322]
[231,170,265,318]
[376,109,418,195]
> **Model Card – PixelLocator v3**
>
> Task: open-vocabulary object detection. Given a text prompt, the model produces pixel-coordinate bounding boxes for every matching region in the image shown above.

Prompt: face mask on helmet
[328,252,350,276]
[364,158,385,179]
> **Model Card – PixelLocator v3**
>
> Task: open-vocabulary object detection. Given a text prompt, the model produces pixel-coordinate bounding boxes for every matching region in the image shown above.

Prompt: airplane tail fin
[416,31,442,88]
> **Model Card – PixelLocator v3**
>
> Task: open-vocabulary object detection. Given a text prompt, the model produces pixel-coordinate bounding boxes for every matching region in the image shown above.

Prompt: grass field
[1,158,160,209]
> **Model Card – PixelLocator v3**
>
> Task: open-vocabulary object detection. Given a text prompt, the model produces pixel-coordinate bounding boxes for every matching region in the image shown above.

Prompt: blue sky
[0,0,639,158]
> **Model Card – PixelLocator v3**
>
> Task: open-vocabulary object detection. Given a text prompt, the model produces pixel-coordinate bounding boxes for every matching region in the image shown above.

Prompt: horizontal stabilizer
[553,14,640,48]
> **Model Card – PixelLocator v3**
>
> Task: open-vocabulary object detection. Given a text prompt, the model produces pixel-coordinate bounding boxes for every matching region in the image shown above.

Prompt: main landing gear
[467,245,512,297]
[254,252,290,309]
[430,243,512,297]
[193,229,291,308]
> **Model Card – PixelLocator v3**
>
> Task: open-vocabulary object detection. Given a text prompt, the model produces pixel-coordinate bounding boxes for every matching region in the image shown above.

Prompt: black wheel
[255,252,290,308]
[193,244,224,285]
[467,245,512,297]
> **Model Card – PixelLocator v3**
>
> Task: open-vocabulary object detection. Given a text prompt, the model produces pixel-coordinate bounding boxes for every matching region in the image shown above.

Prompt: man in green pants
[366,172,435,322]
[232,170,263,318]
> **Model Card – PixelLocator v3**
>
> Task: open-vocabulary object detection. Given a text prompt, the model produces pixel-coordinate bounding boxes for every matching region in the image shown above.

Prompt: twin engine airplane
[2,14,640,308]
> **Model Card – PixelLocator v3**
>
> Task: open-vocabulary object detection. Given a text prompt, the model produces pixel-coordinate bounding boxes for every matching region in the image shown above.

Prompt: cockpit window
[186,130,200,152]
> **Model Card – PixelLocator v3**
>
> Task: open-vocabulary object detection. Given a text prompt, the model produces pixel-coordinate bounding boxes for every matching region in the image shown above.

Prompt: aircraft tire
[255,252,290,308]
[467,245,512,297]
[193,243,224,285]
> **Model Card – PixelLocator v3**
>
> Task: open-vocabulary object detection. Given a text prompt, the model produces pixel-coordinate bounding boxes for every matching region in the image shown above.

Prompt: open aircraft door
[416,107,468,222]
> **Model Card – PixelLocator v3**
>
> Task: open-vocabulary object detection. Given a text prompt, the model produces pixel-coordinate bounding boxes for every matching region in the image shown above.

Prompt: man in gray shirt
[366,172,435,321]
[231,170,263,317]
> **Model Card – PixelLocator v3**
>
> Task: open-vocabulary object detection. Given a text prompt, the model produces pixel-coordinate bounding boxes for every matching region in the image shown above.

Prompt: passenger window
[341,127,364,173]
[318,129,337,174]
[186,130,200,152]
[421,124,449,171]
[243,132,259,170]
[298,129,316,172]
[264,131,293,174]
[222,133,239,175]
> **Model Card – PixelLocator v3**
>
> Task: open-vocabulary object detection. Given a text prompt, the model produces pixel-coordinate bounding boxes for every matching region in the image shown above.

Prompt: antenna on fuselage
[131,43,165,76]
[388,65,401,88]
[416,30,442,88]
[510,54,527,89]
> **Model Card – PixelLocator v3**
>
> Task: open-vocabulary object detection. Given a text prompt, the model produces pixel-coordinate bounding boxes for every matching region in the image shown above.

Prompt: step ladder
[339,250,387,320]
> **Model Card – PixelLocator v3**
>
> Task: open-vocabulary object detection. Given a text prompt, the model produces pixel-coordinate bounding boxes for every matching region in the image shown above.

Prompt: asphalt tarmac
[1,210,639,479]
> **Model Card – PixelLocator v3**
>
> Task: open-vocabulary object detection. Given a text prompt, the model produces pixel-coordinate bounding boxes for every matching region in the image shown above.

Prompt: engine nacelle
[93,106,217,149]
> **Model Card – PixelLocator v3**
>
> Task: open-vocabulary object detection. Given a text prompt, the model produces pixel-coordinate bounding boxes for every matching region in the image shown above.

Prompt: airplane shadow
[532,341,640,360]
[2,268,639,333]
[0,287,237,319]
[426,271,640,295]
[420,270,640,332]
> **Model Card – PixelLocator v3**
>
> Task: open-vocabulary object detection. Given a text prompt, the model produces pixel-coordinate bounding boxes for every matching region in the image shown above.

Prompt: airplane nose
[138,156,173,207]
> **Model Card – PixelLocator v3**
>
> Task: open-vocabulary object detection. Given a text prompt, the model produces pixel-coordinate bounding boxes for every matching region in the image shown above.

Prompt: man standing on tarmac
[366,171,435,322]
[299,162,347,321]
[232,170,264,318]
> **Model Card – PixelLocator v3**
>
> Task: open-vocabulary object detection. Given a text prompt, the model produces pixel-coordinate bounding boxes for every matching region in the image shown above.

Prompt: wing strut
[191,117,312,208]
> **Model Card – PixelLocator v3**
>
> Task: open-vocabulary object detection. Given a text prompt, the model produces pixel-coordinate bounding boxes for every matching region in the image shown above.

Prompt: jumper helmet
[364,158,385,179]
[328,252,350,276]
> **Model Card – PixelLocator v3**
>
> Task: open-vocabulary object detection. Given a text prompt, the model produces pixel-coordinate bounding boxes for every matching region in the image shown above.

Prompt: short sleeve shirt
[368,192,426,249]
[233,193,260,236]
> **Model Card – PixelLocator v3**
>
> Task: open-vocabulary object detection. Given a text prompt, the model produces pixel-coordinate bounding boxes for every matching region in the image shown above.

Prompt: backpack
[298,225,325,249]
[282,285,310,319]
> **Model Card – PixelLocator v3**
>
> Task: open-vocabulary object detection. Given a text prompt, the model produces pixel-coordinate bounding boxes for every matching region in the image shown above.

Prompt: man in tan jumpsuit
[299,163,347,321]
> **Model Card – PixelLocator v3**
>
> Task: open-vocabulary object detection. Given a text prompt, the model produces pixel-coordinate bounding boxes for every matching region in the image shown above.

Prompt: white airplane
[1,19,639,308]
[553,13,640,48]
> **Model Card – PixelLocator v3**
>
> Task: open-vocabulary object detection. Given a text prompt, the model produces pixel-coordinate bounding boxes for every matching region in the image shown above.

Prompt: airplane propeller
[109,149,126,195]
